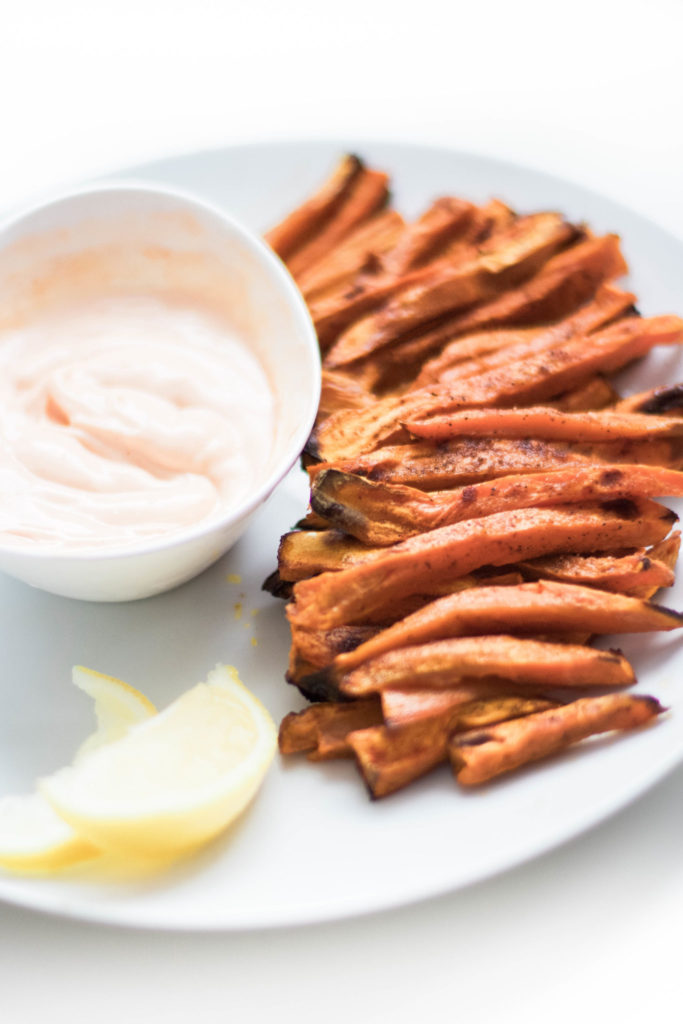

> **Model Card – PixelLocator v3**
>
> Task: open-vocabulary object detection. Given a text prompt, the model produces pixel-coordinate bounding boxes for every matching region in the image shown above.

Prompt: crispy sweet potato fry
[317,369,372,420]
[358,239,630,392]
[289,501,677,631]
[405,406,683,444]
[265,154,363,261]
[297,209,405,302]
[310,316,683,461]
[287,168,391,278]
[334,579,683,673]
[549,376,619,412]
[325,214,579,369]
[278,698,383,759]
[277,529,386,582]
[382,197,481,275]
[310,465,683,545]
[414,286,637,390]
[307,436,681,490]
[449,693,664,786]
[380,684,537,726]
[311,201,509,350]
[349,695,556,797]
[519,544,677,596]
[339,636,634,697]
[615,383,683,415]
[286,625,385,701]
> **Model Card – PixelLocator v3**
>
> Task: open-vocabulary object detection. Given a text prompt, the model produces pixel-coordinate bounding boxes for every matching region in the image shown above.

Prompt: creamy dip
[0,294,275,549]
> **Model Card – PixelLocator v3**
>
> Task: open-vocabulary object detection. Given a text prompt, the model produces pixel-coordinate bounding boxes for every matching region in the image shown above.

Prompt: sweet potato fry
[334,579,683,673]
[449,693,664,786]
[358,240,630,392]
[287,168,391,278]
[381,197,481,275]
[339,636,635,697]
[448,314,683,411]
[297,209,405,302]
[650,532,682,570]
[289,576,490,673]
[277,529,386,582]
[404,406,683,444]
[413,284,637,390]
[349,695,556,797]
[288,501,677,632]
[380,684,537,726]
[307,436,681,491]
[278,698,383,759]
[549,376,619,412]
[310,465,683,545]
[325,213,579,368]
[264,154,363,261]
[317,369,372,421]
[615,383,683,415]
[519,544,678,596]
[310,316,683,461]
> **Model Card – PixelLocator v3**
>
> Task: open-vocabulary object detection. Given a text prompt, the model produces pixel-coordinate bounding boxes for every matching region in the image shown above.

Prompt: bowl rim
[0,180,321,562]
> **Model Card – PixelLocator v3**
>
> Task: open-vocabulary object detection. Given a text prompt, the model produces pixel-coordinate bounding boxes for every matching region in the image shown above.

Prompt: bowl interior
[0,185,320,598]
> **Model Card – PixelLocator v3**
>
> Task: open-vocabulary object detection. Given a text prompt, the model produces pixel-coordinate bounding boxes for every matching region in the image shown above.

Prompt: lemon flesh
[0,793,98,873]
[40,665,277,859]
[72,665,157,762]
[0,667,155,874]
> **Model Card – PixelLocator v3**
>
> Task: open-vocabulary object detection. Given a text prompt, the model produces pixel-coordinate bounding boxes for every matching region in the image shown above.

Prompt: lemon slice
[40,665,277,860]
[0,668,156,874]
[72,665,157,761]
[0,793,97,874]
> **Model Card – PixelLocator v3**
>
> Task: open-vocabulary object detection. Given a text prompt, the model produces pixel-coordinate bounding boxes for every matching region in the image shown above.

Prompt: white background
[1,1,683,1020]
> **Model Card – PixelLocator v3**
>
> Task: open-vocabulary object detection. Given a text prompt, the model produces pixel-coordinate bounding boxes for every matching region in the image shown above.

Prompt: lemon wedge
[0,793,97,874]
[72,665,157,762]
[40,665,277,860]
[0,668,156,874]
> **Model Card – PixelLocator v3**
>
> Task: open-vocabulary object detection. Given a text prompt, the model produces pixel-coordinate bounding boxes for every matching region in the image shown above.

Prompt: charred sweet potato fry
[334,578,683,673]
[265,154,363,261]
[287,167,391,278]
[413,284,637,390]
[297,209,405,302]
[449,693,664,786]
[381,197,482,275]
[615,383,683,415]
[380,683,540,726]
[278,698,383,759]
[307,436,681,491]
[266,157,683,803]
[325,213,579,369]
[359,239,630,393]
[310,315,683,461]
[310,465,683,545]
[519,543,678,596]
[349,695,556,797]
[288,501,677,631]
[277,528,386,582]
[339,636,635,697]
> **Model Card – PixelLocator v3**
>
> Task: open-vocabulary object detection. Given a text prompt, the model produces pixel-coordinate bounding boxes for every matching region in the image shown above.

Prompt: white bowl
[0,183,320,601]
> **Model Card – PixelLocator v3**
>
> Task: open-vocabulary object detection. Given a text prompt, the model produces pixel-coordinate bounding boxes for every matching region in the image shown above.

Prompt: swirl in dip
[0,289,275,550]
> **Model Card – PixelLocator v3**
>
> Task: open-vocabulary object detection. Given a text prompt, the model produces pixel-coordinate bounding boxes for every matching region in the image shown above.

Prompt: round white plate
[1,140,683,931]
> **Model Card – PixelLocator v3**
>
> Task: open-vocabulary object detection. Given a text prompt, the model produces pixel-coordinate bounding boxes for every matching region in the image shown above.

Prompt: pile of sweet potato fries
[263,154,683,797]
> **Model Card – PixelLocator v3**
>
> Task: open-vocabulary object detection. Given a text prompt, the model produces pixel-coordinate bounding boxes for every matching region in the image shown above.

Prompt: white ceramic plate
[1,140,683,931]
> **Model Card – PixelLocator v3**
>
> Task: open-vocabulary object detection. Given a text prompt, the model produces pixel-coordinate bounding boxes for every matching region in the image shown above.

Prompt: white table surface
[1,2,683,1020]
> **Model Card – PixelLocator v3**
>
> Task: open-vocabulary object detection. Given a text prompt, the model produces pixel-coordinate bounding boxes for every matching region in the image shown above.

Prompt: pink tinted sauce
[0,294,275,550]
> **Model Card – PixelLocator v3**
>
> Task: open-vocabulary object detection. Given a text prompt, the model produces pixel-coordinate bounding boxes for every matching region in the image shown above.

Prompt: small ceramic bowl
[0,183,320,601]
